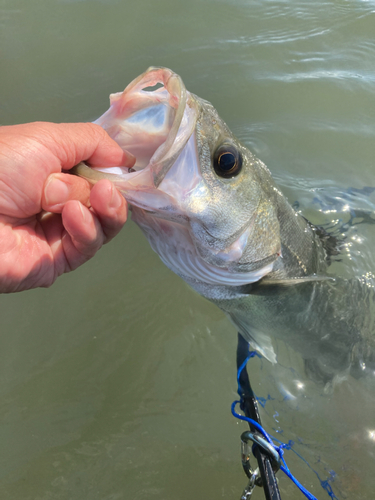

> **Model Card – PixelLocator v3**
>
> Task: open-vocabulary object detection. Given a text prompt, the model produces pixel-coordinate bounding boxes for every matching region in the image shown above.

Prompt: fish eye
[213,144,242,178]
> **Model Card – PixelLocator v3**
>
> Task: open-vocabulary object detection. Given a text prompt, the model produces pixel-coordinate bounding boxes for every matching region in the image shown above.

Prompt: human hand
[0,121,135,293]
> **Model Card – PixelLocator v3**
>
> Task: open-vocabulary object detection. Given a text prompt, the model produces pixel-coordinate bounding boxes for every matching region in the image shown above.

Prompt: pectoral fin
[227,313,277,364]
[260,275,335,287]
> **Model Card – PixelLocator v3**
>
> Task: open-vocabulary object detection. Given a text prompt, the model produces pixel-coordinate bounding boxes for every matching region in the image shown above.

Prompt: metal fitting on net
[241,430,281,474]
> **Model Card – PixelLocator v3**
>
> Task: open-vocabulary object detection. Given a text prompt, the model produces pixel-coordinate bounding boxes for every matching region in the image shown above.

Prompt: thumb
[42,172,91,213]
[35,122,136,170]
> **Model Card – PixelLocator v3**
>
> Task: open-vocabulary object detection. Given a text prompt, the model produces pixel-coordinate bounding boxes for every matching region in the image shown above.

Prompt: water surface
[1,0,375,498]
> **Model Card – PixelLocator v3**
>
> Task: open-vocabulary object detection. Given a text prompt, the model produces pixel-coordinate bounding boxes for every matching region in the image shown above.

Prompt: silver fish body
[73,67,375,382]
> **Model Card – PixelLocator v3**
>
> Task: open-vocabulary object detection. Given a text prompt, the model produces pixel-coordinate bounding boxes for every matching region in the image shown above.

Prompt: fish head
[74,67,282,288]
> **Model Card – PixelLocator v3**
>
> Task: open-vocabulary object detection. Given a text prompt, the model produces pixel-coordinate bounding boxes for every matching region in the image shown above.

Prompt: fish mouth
[73,67,199,210]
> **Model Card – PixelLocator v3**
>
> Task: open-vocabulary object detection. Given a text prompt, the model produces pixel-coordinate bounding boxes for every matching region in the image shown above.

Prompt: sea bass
[74,67,375,383]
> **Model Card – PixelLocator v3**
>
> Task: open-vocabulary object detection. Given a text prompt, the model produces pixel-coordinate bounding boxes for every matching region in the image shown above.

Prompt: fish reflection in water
[73,67,375,493]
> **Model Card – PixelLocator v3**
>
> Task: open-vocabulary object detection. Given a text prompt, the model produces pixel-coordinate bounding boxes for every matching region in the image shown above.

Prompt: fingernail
[78,201,87,223]
[45,176,70,207]
[121,150,136,168]
[109,184,123,209]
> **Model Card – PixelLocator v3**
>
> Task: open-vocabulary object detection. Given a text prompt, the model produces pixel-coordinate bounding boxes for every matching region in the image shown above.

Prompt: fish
[73,67,375,384]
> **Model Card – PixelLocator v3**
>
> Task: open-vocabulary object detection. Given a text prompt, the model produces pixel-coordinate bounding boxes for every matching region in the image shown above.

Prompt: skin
[0,121,135,293]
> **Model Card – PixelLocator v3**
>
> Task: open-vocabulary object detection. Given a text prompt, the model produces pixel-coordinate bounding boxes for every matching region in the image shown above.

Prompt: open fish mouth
[73,67,279,285]
[73,67,199,210]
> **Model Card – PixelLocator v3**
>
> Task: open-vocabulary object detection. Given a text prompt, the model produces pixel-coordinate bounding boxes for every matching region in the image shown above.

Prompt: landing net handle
[236,333,282,500]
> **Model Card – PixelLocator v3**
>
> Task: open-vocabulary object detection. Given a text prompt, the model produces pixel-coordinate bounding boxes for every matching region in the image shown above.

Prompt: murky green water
[1,0,375,498]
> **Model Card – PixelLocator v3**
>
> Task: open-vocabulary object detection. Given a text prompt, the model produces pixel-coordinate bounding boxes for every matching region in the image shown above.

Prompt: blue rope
[232,349,339,500]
